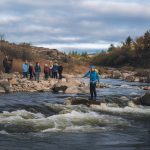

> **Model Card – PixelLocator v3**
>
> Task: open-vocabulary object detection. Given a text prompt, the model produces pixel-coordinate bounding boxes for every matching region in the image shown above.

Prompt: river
[0,78,150,150]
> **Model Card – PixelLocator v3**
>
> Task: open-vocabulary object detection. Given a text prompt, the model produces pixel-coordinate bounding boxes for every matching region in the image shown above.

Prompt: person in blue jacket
[22,60,29,78]
[52,62,59,79]
[83,66,100,100]
[35,62,41,82]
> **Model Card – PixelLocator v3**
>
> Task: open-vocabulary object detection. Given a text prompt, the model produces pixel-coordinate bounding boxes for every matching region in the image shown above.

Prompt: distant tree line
[92,30,150,68]
[68,50,88,57]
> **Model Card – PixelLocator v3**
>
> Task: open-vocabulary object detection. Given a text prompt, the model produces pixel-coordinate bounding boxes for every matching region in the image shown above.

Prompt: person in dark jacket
[58,64,63,79]
[3,56,13,73]
[52,62,59,79]
[83,66,100,100]
[35,62,41,82]
[29,64,35,80]
[44,64,49,80]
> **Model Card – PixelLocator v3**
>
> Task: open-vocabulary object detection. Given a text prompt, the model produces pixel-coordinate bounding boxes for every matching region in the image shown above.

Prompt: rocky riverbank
[102,69,150,83]
[0,72,109,94]
[0,70,150,94]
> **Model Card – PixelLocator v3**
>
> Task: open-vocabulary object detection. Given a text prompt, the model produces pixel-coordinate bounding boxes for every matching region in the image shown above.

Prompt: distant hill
[0,40,71,63]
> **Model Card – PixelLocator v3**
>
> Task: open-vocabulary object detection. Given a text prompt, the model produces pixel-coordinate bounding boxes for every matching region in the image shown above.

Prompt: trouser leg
[90,83,94,99]
[30,73,32,79]
[55,72,58,79]
[45,73,49,80]
[5,67,10,73]
[90,82,97,100]
[93,83,97,98]
[36,72,40,82]
[52,72,55,78]
[59,72,62,79]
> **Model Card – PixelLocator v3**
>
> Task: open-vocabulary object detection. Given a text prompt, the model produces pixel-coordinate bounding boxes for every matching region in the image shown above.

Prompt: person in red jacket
[44,64,50,80]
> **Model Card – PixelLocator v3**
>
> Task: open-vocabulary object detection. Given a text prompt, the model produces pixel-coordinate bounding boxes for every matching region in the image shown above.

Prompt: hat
[90,65,95,69]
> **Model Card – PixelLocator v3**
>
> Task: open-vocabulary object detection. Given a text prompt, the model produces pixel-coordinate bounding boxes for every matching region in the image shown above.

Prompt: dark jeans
[49,71,52,78]
[44,73,49,80]
[35,72,40,82]
[5,68,11,73]
[52,72,58,79]
[29,73,34,80]
[58,71,62,79]
[23,72,28,78]
[90,82,97,99]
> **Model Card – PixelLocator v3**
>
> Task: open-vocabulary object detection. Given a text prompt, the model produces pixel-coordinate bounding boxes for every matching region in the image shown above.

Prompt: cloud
[0,0,150,51]
[81,0,150,18]
[0,14,20,25]
[36,40,118,51]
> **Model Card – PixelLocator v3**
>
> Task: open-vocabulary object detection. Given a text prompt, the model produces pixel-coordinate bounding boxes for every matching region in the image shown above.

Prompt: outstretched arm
[83,70,90,78]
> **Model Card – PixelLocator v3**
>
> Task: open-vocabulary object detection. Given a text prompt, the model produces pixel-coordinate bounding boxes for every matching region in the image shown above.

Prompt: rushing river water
[0,78,150,150]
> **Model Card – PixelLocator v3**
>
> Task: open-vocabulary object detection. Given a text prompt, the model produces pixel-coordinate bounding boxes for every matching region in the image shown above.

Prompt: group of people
[2,56,100,101]
[22,60,63,82]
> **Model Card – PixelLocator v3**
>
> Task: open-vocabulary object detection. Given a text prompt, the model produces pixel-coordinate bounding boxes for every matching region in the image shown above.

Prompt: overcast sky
[0,0,150,51]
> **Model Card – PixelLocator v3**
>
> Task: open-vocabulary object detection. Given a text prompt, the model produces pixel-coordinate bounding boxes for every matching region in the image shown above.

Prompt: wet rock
[142,86,150,91]
[128,101,138,108]
[101,74,111,79]
[64,97,101,106]
[0,86,5,94]
[119,96,130,102]
[65,86,79,94]
[65,86,89,94]
[125,75,135,82]
[140,93,150,106]
[96,83,111,88]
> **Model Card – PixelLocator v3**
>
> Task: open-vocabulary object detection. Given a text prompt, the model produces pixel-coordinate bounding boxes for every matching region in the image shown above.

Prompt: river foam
[0,109,129,133]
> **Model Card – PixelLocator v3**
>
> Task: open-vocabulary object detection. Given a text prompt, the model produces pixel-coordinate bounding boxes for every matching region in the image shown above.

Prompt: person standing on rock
[3,56,13,73]
[58,64,63,79]
[44,64,50,80]
[83,66,100,100]
[35,62,41,82]
[22,60,29,78]
[49,61,53,78]
[29,64,35,80]
[52,61,59,79]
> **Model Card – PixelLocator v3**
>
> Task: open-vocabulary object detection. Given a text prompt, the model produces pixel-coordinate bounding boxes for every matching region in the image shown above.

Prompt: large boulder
[112,70,122,79]
[139,93,150,106]
[65,86,79,94]
[53,81,68,92]
[52,79,81,93]
[0,79,12,93]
